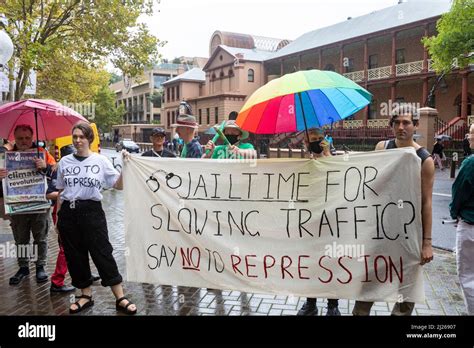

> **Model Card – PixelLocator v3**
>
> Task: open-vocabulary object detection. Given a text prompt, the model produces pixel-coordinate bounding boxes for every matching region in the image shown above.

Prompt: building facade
[114,0,473,146]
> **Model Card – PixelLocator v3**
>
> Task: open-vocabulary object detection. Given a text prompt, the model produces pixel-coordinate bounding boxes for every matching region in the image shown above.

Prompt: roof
[220,45,274,61]
[162,68,205,86]
[268,0,452,60]
[203,45,273,71]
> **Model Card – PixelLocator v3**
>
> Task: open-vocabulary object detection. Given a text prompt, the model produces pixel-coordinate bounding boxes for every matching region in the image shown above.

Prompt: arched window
[228,69,234,77]
[324,64,335,72]
[228,111,238,120]
[248,69,254,82]
[220,71,225,78]
[211,72,216,80]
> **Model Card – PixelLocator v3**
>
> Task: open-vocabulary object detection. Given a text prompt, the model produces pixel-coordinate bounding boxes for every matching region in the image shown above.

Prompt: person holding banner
[55,122,137,315]
[0,125,55,285]
[172,101,202,159]
[297,127,341,316]
[142,127,176,158]
[353,104,434,316]
[449,123,474,315]
[203,120,256,159]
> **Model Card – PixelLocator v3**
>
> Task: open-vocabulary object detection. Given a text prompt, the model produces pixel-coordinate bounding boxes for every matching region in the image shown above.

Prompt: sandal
[69,294,94,314]
[116,296,137,315]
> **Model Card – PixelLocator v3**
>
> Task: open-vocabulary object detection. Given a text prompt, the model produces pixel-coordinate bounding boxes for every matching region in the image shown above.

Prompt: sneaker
[9,267,30,285]
[36,265,48,283]
[50,283,75,293]
[326,305,341,316]
[297,301,318,316]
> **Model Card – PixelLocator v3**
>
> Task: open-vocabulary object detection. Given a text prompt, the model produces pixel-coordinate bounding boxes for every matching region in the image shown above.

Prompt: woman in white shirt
[56,122,137,315]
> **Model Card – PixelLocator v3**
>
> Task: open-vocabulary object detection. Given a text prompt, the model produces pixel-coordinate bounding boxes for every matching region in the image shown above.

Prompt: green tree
[0,0,162,100]
[36,48,109,103]
[93,84,125,132]
[422,0,474,73]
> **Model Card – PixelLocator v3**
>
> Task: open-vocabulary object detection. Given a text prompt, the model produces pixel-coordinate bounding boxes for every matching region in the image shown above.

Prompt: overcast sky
[141,0,405,60]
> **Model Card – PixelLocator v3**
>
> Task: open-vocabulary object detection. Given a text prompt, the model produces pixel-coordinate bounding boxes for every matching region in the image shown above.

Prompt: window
[248,69,254,82]
[166,88,170,102]
[396,49,405,64]
[211,73,216,80]
[167,111,170,126]
[172,111,175,124]
[214,107,218,124]
[368,99,377,119]
[345,58,354,73]
[228,111,238,120]
[171,86,175,101]
[153,75,168,89]
[228,69,234,77]
[369,54,378,69]
[176,86,180,100]
[198,109,202,124]
[324,64,335,72]
[206,108,210,125]
[220,71,225,78]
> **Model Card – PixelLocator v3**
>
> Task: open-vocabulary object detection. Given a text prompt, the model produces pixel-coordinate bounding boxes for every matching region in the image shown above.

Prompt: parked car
[116,140,140,153]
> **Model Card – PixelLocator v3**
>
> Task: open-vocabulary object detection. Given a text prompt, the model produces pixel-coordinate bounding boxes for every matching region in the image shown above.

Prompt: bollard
[277,148,281,158]
[301,149,305,158]
[288,148,293,158]
[450,152,458,179]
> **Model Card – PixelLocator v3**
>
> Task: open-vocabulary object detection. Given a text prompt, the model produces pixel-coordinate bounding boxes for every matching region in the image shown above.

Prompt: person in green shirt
[203,120,256,159]
[449,123,474,315]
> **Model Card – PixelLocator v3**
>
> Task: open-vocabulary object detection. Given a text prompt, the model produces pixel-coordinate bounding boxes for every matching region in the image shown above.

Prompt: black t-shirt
[141,148,176,158]
[385,139,431,163]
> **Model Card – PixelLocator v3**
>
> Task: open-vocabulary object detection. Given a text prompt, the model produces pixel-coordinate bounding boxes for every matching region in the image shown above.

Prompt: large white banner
[124,148,425,303]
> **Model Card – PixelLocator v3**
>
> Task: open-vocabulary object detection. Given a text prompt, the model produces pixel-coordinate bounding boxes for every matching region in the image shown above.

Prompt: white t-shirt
[56,153,120,201]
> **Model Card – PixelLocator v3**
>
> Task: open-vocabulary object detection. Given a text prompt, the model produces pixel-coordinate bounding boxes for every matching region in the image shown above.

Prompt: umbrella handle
[34,108,40,158]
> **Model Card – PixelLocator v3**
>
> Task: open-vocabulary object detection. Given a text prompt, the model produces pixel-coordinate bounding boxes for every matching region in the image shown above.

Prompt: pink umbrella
[0,99,89,142]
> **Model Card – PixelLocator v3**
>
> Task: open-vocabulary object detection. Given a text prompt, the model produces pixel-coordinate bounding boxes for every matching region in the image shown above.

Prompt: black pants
[57,200,122,289]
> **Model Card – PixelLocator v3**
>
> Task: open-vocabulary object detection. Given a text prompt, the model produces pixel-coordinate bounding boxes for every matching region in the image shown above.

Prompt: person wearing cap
[172,102,202,159]
[203,120,256,159]
[142,128,176,158]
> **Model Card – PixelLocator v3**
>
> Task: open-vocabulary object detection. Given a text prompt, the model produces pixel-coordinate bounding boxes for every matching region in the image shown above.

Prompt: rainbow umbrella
[236,69,371,135]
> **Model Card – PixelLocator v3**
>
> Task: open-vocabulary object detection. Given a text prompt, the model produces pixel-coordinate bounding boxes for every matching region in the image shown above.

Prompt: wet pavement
[0,152,468,316]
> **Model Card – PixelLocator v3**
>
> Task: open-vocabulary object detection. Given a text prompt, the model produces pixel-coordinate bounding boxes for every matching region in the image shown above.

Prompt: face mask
[226,135,239,145]
[309,139,324,154]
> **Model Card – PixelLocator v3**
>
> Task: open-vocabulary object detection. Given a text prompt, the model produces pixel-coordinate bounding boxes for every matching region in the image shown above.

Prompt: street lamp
[0,15,13,68]
[0,14,14,104]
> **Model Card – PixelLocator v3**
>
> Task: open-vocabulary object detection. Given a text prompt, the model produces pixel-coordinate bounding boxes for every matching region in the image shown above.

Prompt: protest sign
[124,148,424,303]
[2,150,48,215]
